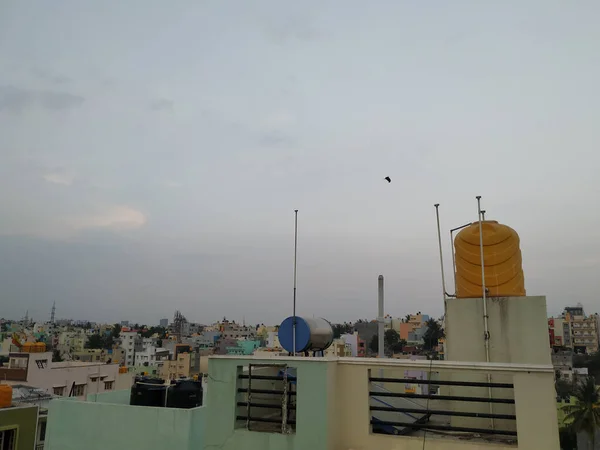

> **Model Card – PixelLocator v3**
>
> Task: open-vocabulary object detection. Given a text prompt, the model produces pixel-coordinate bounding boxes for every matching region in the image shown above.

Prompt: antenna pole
[377,276,385,359]
[292,210,298,356]
[476,196,489,362]
[434,204,447,300]
[477,196,494,429]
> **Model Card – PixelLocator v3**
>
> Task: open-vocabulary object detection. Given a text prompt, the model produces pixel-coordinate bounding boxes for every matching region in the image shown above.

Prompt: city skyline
[1,1,599,324]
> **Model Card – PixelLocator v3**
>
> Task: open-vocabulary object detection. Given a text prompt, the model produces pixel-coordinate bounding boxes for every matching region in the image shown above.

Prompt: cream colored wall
[332,359,559,450]
[445,296,551,365]
[444,296,552,432]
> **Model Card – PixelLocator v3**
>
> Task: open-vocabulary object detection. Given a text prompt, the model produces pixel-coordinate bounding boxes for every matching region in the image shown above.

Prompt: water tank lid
[278,317,311,353]
[457,221,517,246]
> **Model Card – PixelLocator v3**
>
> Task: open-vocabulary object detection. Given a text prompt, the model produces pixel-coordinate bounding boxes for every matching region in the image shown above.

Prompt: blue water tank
[278,316,334,353]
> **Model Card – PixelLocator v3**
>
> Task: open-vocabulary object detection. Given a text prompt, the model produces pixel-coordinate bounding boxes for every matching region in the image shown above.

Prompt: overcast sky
[1,1,599,326]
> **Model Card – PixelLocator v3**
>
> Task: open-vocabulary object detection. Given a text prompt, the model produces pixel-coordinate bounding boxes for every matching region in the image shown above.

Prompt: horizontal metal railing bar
[237,401,296,410]
[370,406,516,420]
[368,391,515,404]
[369,377,513,389]
[238,374,296,381]
[370,420,518,436]
[237,388,296,396]
[237,415,296,425]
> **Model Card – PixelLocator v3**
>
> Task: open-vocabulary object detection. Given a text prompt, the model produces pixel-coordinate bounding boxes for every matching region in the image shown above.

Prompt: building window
[53,386,65,396]
[39,420,47,442]
[0,428,16,450]
[104,381,114,390]
[72,384,86,397]
[35,359,48,369]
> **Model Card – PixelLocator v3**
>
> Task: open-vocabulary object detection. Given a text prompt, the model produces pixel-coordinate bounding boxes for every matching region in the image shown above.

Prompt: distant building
[324,339,352,357]
[549,305,599,354]
[399,313,430,341]
[341,332,366,357]
[159,318,168,328]
[0,351,122,398]
[119,329,142,367]
[226,340,261,356]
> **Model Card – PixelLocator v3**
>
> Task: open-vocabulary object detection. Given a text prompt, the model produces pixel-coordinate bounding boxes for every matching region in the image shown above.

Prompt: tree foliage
[85,334,105,349]
[52,350,63,362]
[141,326,167,339]
[369,329,404,355]
[332,323,354,339]
[423,319,444,351]
[562,376,600,448]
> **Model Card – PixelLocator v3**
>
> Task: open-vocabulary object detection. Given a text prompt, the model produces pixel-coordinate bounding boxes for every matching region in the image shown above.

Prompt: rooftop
[44,354,561,450]
[51,360,117,368]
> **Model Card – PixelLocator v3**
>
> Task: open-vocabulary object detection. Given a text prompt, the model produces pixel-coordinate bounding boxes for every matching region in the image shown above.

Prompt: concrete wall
[445,296,551,365]
[0,404,39,450]
[444,296,552,431]
[45,397,206,450]
[205,356,333,450]
[44,355,561,450]
[87,388,130,404]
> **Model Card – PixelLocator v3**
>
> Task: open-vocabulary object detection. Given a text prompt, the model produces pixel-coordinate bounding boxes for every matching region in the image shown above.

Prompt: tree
[332,322,354,339]
[556,377,574,399]
[562,376,600,448]
[392,339,407,354]
[423,319,444,351]
[369,329,402,355]
[52,350,63,362]
[85,334,104,349]
[111,324,122,338]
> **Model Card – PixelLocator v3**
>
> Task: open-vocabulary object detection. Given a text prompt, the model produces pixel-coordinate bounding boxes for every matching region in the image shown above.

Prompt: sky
[0,1,599,326]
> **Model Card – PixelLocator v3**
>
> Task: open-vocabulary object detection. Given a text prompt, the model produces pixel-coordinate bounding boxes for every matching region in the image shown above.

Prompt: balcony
[0,367,27,381]
[44,355,560,450]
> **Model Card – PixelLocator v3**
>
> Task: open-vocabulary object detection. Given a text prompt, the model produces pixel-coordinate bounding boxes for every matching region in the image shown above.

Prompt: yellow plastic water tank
[0,385,12,408]
[22,342,34,353]
[34,342,46,352]
[454,220,525,298]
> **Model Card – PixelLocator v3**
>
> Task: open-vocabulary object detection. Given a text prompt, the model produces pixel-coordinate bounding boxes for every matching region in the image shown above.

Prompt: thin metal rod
[377,275,384,359]
[370,406,516,420]
[450,223,471,296]
[477,195,494,430]
[476,197,490,360]
[292,210,298,356]
[434,204,447,300]
[368,377,513,388]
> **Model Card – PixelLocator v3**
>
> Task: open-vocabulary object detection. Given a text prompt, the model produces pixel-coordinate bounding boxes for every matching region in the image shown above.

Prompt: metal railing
[368,373,517,438]
[236,364,296,433]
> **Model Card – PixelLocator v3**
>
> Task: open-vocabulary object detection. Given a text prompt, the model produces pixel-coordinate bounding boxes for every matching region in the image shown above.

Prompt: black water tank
[166,380,203,409]
[130,376,166,407]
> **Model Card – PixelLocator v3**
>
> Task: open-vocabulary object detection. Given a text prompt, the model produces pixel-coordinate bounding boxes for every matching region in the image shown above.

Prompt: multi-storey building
[549,304,599,354]
[0,350,121,398]
[119,329,142,367]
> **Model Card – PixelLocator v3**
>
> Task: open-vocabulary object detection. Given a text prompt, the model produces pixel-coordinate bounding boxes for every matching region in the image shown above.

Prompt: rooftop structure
[44,354,559,450]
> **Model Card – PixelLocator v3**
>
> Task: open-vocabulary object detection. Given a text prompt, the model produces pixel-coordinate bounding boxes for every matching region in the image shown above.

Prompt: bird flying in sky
[384,176,391,183]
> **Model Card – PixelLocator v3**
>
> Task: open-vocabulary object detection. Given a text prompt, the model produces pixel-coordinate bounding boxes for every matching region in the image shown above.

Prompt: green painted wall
[204,357,333,450]
[45,398,205,450]
[0,405,39,450]
[46,357,334,450]
[86,388,130,404]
